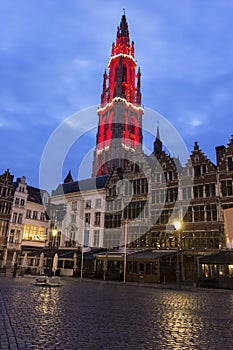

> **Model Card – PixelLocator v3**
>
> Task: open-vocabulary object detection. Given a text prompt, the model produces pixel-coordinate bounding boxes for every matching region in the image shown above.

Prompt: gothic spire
[116,13,130,48]
[153,123,162,155]
[64,170,74,183]
[156,122,160,140]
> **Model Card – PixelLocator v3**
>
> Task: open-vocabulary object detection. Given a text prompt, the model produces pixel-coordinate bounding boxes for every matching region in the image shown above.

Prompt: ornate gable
[218,135,233,172]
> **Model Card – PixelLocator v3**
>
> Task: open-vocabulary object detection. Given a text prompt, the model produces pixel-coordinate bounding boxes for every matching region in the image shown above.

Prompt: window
[132,178,148,195]
[9,229,15,243]
[166,188,178,202]
[32,211,38,220]
[71,214,76,223]
[15,198,19,206]
[84,229,89,247]
[20,199,25,206]
[194,205,204,222]
[38,227,45,238]
[26,210,31,219]
[159,209,172,225]
[94,212,101,226]
[182,187,192,200]
[40,212,45,221]
[156,173,161,183]
[23,225,30,239]
[31,226,37,238]
[183,206,192,222]
[124,201,148,220]
[205,184,216,197]
[228,157,233,172]
[85,200,91,208]
[188,167,193,176]
[12,213,17,223]
[71,201,77,211]
[221,180,233,196]
[15,230,20,243]
[193,185,203,198]
[85,213,91,224]
[206,204,217,221]
[93,230,100,247]
[95,199,101,208]
[17,214,23,224]
[194,165,201,177]
[162,172,167,183]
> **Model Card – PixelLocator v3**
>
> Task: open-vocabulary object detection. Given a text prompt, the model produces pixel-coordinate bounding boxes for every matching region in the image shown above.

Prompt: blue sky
[1,0,233,191]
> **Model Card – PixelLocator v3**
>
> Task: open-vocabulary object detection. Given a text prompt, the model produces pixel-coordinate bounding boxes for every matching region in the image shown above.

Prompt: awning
[200,251,233,265]
[128,250,176,261]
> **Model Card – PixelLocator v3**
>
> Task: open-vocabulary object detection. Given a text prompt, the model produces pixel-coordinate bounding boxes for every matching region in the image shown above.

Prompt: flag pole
[123,220,127,284]
[81,222,85,280]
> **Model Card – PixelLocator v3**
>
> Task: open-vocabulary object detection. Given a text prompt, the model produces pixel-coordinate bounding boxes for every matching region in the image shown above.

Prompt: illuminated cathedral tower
[92,13,144,177]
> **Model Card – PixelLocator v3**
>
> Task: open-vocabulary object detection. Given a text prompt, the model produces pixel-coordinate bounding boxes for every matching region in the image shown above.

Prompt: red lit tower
[92,14,144,177]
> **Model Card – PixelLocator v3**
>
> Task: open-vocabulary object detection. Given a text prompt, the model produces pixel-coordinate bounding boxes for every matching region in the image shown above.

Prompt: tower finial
[157,121,160,140]
[123,8,125,15]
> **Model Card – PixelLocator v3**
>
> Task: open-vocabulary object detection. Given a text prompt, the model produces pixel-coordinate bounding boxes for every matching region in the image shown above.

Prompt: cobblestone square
[1,277,233,349]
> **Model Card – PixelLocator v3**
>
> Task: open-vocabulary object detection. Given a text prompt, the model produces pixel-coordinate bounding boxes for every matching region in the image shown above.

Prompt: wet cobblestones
[0,277,233,349]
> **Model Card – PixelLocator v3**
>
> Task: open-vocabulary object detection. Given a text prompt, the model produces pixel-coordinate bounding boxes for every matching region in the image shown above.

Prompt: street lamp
[49,228,58,277]
[123,220,128,284]
[173,220,182,287]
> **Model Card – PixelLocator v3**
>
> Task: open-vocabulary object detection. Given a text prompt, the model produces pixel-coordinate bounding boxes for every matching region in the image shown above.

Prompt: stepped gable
[218,135,233,172]
[154,150,180,181]
[182,141,216,177]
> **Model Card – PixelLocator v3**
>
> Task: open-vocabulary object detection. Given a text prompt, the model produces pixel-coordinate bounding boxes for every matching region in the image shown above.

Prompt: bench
[0,267,6,276]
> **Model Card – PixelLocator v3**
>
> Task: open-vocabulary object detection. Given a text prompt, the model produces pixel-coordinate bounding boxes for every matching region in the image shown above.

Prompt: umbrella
[22,253,28,269]
[11,251,17,269]
[2,248,7,267]
[73,253,77,271]
[38,252,44,275]
[52,253,58,275]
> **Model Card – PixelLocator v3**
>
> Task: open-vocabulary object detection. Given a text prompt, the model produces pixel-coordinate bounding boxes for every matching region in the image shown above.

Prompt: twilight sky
[1,0,233,191]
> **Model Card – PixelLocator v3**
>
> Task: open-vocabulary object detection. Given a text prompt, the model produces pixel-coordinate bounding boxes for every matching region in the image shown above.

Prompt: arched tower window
[123,65,127,82]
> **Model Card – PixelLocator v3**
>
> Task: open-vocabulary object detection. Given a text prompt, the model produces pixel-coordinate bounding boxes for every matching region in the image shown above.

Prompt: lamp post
[173,220,182,287]
[49,228,57,277]
[123,220,128,284]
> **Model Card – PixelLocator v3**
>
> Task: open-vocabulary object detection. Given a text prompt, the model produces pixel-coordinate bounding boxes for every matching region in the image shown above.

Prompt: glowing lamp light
[174,220,182,231]
[52,229,58,237]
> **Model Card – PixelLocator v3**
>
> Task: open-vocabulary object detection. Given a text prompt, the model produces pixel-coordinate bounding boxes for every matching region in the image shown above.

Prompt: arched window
[123,65,127,82]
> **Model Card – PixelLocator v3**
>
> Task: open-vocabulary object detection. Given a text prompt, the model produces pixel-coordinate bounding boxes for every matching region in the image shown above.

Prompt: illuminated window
[23,225,30,239]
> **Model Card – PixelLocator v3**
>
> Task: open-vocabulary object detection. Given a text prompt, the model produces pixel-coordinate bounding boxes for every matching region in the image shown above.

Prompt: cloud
[0,0,233,186]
